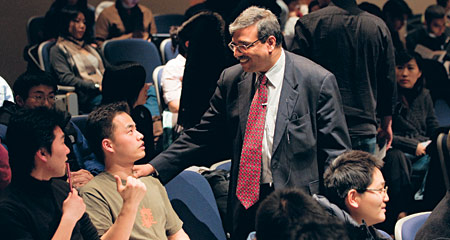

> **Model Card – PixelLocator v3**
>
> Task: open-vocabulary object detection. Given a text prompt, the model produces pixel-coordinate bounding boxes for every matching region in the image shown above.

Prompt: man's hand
[377,116,393,149]
[132,164,155,178]
[114,175,147,206]
[71,169,94,188]
[62,188,86,223]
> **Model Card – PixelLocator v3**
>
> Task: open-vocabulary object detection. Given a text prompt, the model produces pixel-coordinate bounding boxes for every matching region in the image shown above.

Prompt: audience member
[291,0,396,154]
[0,107,98,239]
[415,190,450,239]
[406,4,449,52]
[176,11,231,130]
[0,71,98,183]
[381,51,439,232]
[282,0,301,49]
[382,0,412,51]
[308,1,320,13]
[317,0,331,8]
[0,76,14,107]
[133,6,351,240]
[437,0,450,13]
[358,2,383,19]
[161,26,186,114]
[44,0,95,43]
[50,8,104,113]
[101,62,156,164]
[251,188,349,240]
[0,139,10,192]
[95,0,157,47]
[319,150,391,239]
[80,102,189,239]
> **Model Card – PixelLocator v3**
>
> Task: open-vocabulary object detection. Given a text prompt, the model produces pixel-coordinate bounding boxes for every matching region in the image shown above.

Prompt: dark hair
[425,4,446,23]
[324,150,384,210]
[256,188,349,240]
[6,107,66,181]
[382,0,412,20]
[359,2,383,19]
[85,102,130,163]
[53,0,88,10]
[58,8,87,40]
[13,71,57,100]
[101,62,146,108]
[308,1,320,13]
[437,0,449,8]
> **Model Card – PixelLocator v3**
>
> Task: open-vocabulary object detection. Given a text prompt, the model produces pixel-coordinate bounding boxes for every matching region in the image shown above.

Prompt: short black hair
[13,70,57,100]
[85,102,130,163]
[6,107,65,181]
[256,188,349,240]
[359,2,383,19]
[324,150,384,210]
[425,4,446,24]
[101,62,146,108]
[382,0,412,20]
[437,0,449,8]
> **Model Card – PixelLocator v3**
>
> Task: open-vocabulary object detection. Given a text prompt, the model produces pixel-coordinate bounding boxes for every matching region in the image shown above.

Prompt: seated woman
[50,8,104,113]
[381,51,440,233]
[101,62,156,164]
[44,0,95,43]
[95,0,157,47]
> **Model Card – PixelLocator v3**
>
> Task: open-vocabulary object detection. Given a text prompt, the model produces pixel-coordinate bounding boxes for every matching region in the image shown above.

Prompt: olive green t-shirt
[80,172,182,239]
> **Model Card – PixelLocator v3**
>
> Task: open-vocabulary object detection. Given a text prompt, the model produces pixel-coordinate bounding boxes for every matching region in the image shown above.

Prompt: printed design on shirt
[140,207,157,228]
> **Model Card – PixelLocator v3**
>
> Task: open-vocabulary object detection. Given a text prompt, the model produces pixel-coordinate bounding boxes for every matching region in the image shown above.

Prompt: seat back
[165,170,227,240]
[102,39,162,117]
[27,16,46,46]
[437,130,450,190]
[154,14,185,33]
[394,212,431,240]
[160,38,179,64]
[152,65,165,114]
[71,114,89,137]
[38,40,56,72]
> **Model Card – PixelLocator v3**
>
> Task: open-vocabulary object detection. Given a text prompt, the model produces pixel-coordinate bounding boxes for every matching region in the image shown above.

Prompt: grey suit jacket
[150,50,351,234]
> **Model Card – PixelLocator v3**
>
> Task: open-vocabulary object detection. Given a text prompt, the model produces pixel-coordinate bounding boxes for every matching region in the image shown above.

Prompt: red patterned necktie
[237,74,268,209]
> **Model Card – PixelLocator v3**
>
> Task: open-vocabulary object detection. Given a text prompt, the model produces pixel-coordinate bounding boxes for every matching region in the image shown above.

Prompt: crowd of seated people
[1,0,450,239]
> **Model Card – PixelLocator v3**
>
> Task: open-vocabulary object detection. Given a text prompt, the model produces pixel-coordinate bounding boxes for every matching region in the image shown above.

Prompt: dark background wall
[0,0,188,87]
[0,0,433,87]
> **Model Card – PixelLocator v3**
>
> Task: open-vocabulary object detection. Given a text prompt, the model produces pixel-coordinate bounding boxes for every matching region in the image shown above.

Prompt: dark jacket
[314,195,391,240]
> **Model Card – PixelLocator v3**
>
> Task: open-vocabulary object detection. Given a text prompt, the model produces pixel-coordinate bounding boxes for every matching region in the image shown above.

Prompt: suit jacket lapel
[272,53,299,154]
[238,72,255,138]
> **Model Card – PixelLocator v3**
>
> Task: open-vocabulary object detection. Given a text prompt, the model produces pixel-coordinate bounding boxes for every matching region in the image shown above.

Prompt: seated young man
[248,188,349,240]
[316,150,390,239]
[80,102,189,240]
[406,4,449,52]
[0,70,100,185]
[0,107,98,239]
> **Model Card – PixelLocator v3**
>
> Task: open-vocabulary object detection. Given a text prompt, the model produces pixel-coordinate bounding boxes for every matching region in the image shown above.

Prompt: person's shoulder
[286,51,331,75]
[98,4,118,18]
[138,4,153,14]
[80,172,112,193]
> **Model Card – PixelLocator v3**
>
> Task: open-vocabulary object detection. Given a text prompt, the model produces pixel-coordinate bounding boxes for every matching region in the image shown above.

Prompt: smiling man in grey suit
[134,6,351,240]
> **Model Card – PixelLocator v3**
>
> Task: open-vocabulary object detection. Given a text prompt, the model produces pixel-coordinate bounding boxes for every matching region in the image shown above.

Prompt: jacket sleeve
[49,45,96,90]
[316,73,352,170]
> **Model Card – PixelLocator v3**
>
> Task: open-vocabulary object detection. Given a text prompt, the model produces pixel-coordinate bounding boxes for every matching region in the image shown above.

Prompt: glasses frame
[228,39,260,52]
[29,93,56,104]
[365,186,388,195]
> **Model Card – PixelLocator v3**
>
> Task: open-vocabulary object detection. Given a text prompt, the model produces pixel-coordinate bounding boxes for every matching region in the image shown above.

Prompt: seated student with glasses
[0,70,99,188]
[313,150,391,240]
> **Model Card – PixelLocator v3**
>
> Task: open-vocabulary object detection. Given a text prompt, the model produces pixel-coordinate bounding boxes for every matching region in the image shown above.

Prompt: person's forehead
[28,85,55,94]
[112,112,135,130]
[232,25,259,42]
[368,168,385,187]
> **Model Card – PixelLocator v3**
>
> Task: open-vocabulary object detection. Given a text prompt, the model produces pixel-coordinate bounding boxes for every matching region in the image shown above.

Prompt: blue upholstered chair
[394,212,431,240]
[160,38,179,64]
[165,170,227,240]
[102,39,162,117]
[154,14,184,34]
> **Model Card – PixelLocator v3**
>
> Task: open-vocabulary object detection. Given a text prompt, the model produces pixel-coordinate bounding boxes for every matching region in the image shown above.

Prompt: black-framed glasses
[228,39,260,52]
[365,186,388,195]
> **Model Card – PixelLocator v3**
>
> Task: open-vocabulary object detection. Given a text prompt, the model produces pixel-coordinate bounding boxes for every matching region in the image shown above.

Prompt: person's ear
[266,36,276,52]
[102,139,114,154]
[35,148,48,163]
[15,95,25,107]
[346,189,361,209]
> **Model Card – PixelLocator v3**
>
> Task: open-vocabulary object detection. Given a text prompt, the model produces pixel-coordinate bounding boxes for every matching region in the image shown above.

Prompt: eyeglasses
[365,186,388,195]
[29,94,56,104]
[228,39,260,52]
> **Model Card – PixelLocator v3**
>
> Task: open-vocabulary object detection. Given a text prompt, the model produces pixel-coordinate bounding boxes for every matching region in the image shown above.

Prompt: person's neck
[263,47,282,73]
[30,169,52,181]
[105,159,134,180]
